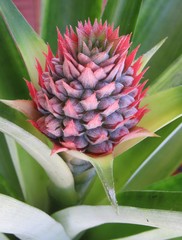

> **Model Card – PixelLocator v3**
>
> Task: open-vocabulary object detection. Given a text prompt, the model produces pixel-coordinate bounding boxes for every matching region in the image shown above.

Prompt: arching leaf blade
[113,229,182,240]
[5,135,49,211]
[123,124,182,191]
[0,0,47,87]
[0,117,78,205]
[149,54,182,94]
[102,0,143,35]
[0,194,70,240]
[133,0,182,83]
[53,205,182,239]
[0,15,28,100]
[0,133,23,199]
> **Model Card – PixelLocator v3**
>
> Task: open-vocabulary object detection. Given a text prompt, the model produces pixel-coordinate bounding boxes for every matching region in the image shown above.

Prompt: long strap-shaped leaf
[0,132,23,199]
[0,194,70,240]
[0,117,77,204]
[0,0,47,87]
[102,0,143,35]
[0,14,28,100]
[139,38,167,73]
[53,205,182,239]
[115,228,182,240]
[118,191,182,212]
[5,135,49,211]
[133,0,182,83]
[123,123,182,190]
[149,54,182,94]
[41,0,102,52]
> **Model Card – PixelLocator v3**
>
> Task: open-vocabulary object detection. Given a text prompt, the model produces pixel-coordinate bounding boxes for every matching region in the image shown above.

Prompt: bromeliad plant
[0,0,182,240]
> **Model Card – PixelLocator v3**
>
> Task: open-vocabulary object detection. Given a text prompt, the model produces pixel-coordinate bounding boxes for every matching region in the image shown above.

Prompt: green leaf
[0,194,70,240]
[53,205,182,239]
[0,0,47,87]
[102,0,143,35]
[0,117,77,205]
[111,118,182,199]
[0,174,16,197]
[123,123,182,191]
[118,191,182,212]
[0,15,28,99]
[133,0,182,83]
[0,133,23,199]
[149,54,182,94]
[140,86,182,130]
[81,224,153,240]
[5,135,49,211]
[83,190,182,239]
[113,228,182,240]
[116,190,182,239]
[40,0,103,53]
[147,173,182,192]
[139,38,167,73]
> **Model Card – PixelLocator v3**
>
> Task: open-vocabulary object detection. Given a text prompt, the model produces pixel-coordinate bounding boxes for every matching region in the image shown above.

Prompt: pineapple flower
[15,20,150,156]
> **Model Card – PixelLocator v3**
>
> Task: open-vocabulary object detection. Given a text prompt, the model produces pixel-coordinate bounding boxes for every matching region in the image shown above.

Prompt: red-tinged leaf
[114,127,156,157]
[0,100,40,120]
[51,144,68,155]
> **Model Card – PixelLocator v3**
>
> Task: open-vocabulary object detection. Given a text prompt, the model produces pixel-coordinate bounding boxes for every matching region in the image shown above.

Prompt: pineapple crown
[27,19,149,156]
